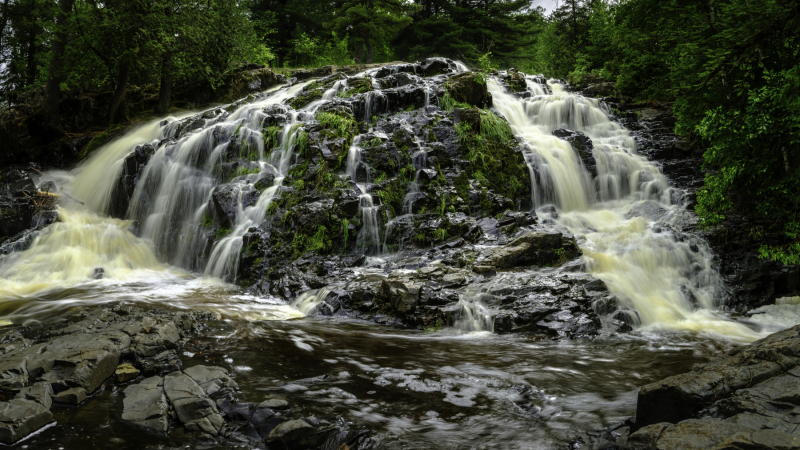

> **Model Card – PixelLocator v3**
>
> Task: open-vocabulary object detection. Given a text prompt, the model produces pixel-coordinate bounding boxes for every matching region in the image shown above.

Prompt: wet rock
[627,419,800,450]
[631,324,800,446]
[164,371,225,435]
[184,365,237,399]
[446,72,492,108]
[132,321,181,357]
[379,279,422,314]
[479,229,581,269]
[109,143,155,219]
[14,382,53,409]
[137,349,182,377]
[552,129,596,176]
[115,363,139,383]
[259,398,290,410]
[0,399,54,444]
[210,184,259,229]
[121,376,169,435]
[52,387,87,405]
[421,57,456,76]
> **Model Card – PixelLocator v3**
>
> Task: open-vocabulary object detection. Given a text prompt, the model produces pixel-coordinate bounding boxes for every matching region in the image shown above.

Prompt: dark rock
[0,399,54,444]
[121,376,169,435]
[164,371,225,435]
[479,229,581,269]
[446,72,492,108]
[633,324,800,439]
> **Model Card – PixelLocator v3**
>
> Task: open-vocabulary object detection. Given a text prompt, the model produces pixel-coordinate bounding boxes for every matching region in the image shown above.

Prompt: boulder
[479,229,581,269]
[446,72,492,108]
[0,399,54,444]
[163,371,225,435]
[121,376,169,435]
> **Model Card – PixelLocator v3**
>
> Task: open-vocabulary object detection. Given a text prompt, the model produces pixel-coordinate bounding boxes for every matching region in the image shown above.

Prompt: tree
[42,0,74,126]
[332,0,415,64]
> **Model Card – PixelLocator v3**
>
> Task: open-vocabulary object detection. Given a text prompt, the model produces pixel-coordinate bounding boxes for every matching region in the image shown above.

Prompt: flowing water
[0,67,794,448]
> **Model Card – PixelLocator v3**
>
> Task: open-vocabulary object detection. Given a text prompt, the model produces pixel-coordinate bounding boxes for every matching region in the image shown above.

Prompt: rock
[259,398,290,410]
[480,229,581,269]
[629,324,800,448]
[184,365,238,398]
[121,376,169,435]
[132,321,181,357]
[379,279,422,314]
[115,363,139,383]
[446,72,492,108]
[163,371,225,435]
[628,419,800,450]
[0,399,54,444]
[52,387,87,405]
[209,183,259,229]
[552,129,596,176]
[137,349,182,377]
[14,382,53,409]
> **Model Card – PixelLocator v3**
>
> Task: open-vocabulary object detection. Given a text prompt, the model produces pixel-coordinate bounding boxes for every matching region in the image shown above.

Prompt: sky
[531,0,557,14]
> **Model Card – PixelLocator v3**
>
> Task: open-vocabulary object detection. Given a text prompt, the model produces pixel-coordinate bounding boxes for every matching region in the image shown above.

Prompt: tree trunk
[108,61,130,124]
[356,42,363,65]
[43,0,75,127]
[783,147,791,175]
[157,53,172,115]
[366,33,373,64]
[25,25,37,87]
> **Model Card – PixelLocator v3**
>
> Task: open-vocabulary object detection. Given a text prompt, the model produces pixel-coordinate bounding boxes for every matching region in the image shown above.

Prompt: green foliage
[480,112,514,145]
[423,319,443,334]
[434,228,448,240]
[342,218,350,248]
[215,227,231,239]
[233,166,260,178]
[290,32,353,67]
[315,111,357,137]
[292,225,331,258]
[440,89,470,112]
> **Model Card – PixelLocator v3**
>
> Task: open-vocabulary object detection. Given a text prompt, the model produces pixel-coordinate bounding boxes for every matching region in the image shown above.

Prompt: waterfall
[345,136,382,255]
[487,77,761,340]
[403,147,428,215]
[454,294,494,333]
[127,83,308,277]
[291,287,332,315]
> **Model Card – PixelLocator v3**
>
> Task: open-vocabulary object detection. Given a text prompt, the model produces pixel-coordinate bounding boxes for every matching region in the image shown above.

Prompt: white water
[487,77,762,341]
[345,136,382,255]
[128,83,308,278]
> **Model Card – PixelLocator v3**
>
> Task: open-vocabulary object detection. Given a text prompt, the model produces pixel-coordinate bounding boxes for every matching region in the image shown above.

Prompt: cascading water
[345,136,382,255]
[128,83,309,279]
[487,77,761,340]
[403,146,428,215]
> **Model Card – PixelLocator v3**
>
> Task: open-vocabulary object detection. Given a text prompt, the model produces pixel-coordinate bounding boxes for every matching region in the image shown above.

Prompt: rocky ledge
[573,324,800,449]
[0,305,375,448]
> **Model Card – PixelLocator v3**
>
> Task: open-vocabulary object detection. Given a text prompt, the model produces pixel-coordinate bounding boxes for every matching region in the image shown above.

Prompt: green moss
[434,228,448,240]
[292,225,331,259]
[80,123,128,159]
[233,166,260,177]
[266,201,278,217]
[215,227,231,239]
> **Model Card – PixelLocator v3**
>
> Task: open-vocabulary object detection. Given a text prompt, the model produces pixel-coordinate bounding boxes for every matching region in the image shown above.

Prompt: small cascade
[292,287,332,315]
[345,136,382,255]
[403,146,429,215]
[487,76,761,340]
[454,294,494,333]
[0,208,173,300]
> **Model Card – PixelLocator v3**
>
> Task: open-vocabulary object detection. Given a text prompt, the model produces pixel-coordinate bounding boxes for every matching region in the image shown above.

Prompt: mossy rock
[446,72,492,108]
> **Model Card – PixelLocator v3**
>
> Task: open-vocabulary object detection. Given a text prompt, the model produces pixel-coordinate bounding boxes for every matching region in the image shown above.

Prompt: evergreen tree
[331,0,415,64]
